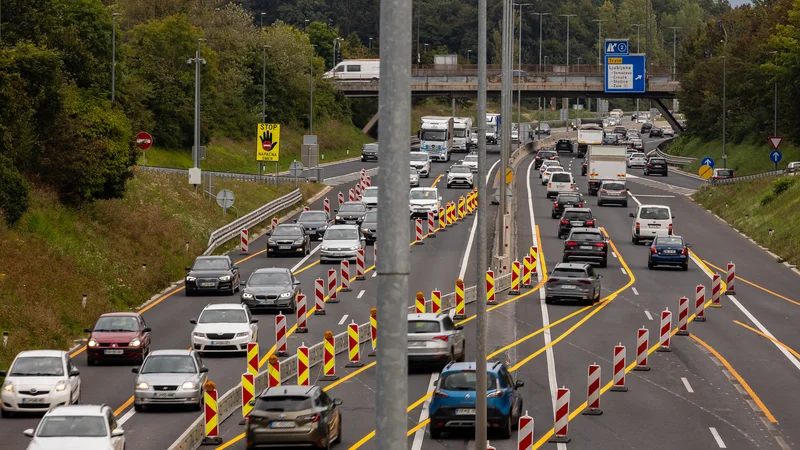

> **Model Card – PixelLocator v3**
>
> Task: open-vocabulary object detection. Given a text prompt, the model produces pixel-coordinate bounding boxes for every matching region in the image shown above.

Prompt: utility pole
[111,13,121,102]
[476,0,488,444]
[592,19,607,69]
[188,38,206,169]
[517,3,533,126]
[416,0,421,71]
[374,0,411,447]
[500,0,510,245]
[260,13,268,177]
[309,44,316,135]
[770,51,778,136]
[260,12,265,28]
[533,12,550,136]
[669,27,680,76]
[720,21,728,168]
[561,14,576,74]
[467,49,471,63]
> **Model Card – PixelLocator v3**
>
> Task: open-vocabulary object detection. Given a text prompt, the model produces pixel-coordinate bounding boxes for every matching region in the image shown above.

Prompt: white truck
[577,125,603,158]
[486,113,501,146]
[452,117,475,152]
[586,145,627,196]
[419,116,454,162]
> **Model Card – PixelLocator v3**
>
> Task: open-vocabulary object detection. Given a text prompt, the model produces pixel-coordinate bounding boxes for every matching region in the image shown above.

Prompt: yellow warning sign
[256,123,281,162]
[607,57,623,64]
[698,165,713,179]
[505,168,514,184]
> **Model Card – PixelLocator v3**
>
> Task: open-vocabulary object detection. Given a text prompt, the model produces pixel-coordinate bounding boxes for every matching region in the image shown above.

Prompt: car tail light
[566,241,577,247]
[434,390,450,398]
[578,203,583,208]
[600,189,607,194]
[668,224,673,235]
[651,246,657,255]
[299,413,320,423]
[548,183,552,189]
[647,163,653,167]
[536,156,541,160]
[594,242,605,248]
[548,278,560,283]
[561,219,569,225]
[682,247,688,255]
[578,280,592,284]
[635,222,640,233]
[570,184,574,190]
[586,220,595,226]
[433,335,449,343]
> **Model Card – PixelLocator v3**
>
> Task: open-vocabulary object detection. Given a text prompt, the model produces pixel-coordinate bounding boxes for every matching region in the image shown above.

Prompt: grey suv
[246,385,343,449]
[597,180,628,207]
[544,263,603,306]
[407,313,466,366]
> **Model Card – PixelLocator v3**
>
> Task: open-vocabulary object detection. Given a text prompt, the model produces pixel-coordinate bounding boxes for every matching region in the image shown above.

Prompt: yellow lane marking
[430,173,443,187]
[113,397,134,417]
[733,320,800,361]
[691,333,778,423]
[704,260,800,308]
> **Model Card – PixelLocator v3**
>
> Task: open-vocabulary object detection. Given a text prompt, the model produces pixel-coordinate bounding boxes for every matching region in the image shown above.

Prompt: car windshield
[410,189,437,200]
[551,173,571,182]
[551,268,589,278]
[192,258,228,270]
[249,272,290,286]
[410,167,418,175]
[559,140,570,144]
[364,211,378,222]
[94,316,139,332]
[199,309,247,324]
[298,212,327,222]
[464,155,478,162]
[410,153,428,162]
[564,211,592,220]
[450,166,470,173]
[557,195,580,203]
[656,237,684,246]
[571,232,603,241]
[339,204,366,213]
[9,357,64,376]
[440,372,497,391]
[363,188,378,198]
[541,152,556,158]
[639,207,670,220]
[37,416,107,438]
[272,226,303,237]
[325,229,359,240]
[141,355,197,374]
[408,320,441,334]
[255,396,313,412]
[453,129,467,137]
[421,130,447,141]
[546,167,563,173]
[602,182,625,191]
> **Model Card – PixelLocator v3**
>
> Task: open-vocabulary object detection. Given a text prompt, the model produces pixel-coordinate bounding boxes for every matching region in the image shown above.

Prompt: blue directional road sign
[604,40,630,56]
[604,55,646,94]
[770,150,782,163]
[701,157,715,168]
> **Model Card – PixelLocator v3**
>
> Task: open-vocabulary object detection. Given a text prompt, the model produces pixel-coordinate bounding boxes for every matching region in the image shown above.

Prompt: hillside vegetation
[665,135,800,176]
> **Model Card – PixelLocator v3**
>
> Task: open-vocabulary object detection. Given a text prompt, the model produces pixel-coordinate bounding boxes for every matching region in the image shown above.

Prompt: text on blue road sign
[604,54,646,94]
[604,40,630,56]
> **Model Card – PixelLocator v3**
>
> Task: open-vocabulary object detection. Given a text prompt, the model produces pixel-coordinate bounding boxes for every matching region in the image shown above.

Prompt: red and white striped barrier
[275,313,287,356]
[710,273,722,308]
[611,343,628,391]
[346,321,363,368]
[321,331,338,381]
[296,293,308,333]
[634,327,650,371]
[517,411,534,448]
[368,307,377,357]
[340,260,351,292]
[366,175,372,187]
[355,249,366,280]
[427,211,436,237]
[724,262,736,295]
[415,218,424,244]
[548,387,571,443]
[487,442,496,450]
[323,198,330,216]
[270,217,278,232]
[695,285,706,322]
[508,260,521,295]
[327,269,339,303]
[337,191,344,208]
[373,242,377,266]
[657,309,672,352]
[349,188,355,202]
[677,296,689,335]
[314,278,326,315]
[240,229,249,254]
[582,364,603,415]
[355,183,362,200]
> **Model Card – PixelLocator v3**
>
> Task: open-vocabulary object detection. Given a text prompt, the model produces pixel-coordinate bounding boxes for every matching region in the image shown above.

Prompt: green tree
[307,21,340,69]
[0,154,30,226]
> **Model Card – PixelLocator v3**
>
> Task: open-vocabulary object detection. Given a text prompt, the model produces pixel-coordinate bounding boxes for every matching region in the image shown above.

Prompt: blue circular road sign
[617,42,628,54]
[701,157,715,169]
[770,150,782,163]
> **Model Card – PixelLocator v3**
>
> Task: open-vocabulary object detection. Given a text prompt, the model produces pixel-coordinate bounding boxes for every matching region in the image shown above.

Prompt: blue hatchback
[428,361,524,439]
[648,235,690,271]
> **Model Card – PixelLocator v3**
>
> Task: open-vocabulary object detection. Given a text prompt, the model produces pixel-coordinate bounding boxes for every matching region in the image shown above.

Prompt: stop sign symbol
[262,141,272,151]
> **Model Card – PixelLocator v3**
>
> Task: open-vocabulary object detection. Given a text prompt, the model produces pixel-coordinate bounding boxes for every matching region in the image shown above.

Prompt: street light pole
[467,49,471,63]
[533,12,550,136]
[516,3,533,126]
[669,27,680,76]
[304,19,309,32]
[592,19,607,69]
[111,13,121,103]
[720,21,728,168]
[475,0,488,442]
[188,39,207,169]
[260,12,265,28]
[416,0,421,70]
[770,51,778,136]
[369,37,373,49]
[631,24,643,114]
[560,14,576,74]
[309,44,316,135]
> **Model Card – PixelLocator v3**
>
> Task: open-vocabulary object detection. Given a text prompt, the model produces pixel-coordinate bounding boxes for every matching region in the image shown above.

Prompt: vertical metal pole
[646,0,652,113]
[416,0,421,70]
[193,40,202,169]
[476,0,488,443]
[310,45,315,135]
[774,79,778,136]
[375,0,410,448]
[538,13,545,135]
[500,0,509,228]
[261,46,267,177]
[722,56,726,168]
[517,4,523,126]
[112,14,120,102]
[633,24,641,115]
[452,96,456,117]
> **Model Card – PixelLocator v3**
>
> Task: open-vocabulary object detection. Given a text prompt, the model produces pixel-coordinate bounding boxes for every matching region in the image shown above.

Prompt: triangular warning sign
[769,136,783,150]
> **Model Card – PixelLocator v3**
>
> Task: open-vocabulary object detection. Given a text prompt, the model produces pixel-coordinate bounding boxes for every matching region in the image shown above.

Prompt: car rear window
[570,232,603,241]
[655,237,684,246]
[564,211,592,220]
[551,173,572,183]
[439,372,497,391]
[639,207,670,220]
[408,320,440,333]
[255,396,313,412]
[602,182,625,191]
[540,151,556,158]
[551,268,589,278]
[648,159,666,164]
[557,195,580,203]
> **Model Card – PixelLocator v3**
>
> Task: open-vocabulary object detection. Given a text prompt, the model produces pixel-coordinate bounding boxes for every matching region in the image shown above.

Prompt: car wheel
[334,416,343,444]
[194,399,203,411]
[469,184,474,189]
[648,260,654,270]
[598,200,603,206]
[682,263,689,271]
[600,258,608,268]
[498,415,513,439]
[545,297,553,305]
[134,404,144,412]
[623,202,628,207]
[595,287,601,302]
[185,289,193,297]
[87,358,96,366]
[632,236,640,245]
[447,183,451,188]
[552,213,557,219]
[429,425,442,439]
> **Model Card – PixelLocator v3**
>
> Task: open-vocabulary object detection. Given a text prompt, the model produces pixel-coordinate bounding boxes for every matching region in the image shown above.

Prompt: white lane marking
[710,427,727,448]
[632,287,639,296]
[612,251,618,258]
[634,194,676,198]
[117,408,136,426]
[338,315,348,326]
[372,271,377,278]
[644,310,653,320]
[456,159,501,281]
[526,156,567,450]
[291,244,321,272]
[628,190,642,206]
[620,267,627,275]
[357,290,365,299]
[412,374,440,444]
[690,253,800,373]
[681,377,694,393]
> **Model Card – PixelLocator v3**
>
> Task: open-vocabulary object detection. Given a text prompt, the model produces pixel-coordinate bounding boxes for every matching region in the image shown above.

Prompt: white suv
[410,152,431,177]
[0,350,81,417]
[24,404,125,449]
[190,304,258,354]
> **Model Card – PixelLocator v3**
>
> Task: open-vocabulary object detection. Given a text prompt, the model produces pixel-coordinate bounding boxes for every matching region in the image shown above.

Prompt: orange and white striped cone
[611,343,628,392]
[548,387,571,443]
[427,211,436,237]
[439,207,446,231]
[349,188,355,202]
[246,343,258,376]
[508,260,521,295]
[314,278,326,315]
[324,198,330,216]
[695,285,706,322]
[582,364,603,415]
[677,296,689,335]
[267,355,280,387]
[710,273,722,308]
[529,246,538,275]
[634,327,650,371]
[275,313,287,356]
[321,331,338,380]
[346,321,363,368]
[337,191,344,208]
[657,309,672,352]
[724,262,736,295]
[368,308,377,357]
[202,385,222,445]
[521,255,533,288]
[431,289,441,314]
[356,249,366,280]
[517,411,534,448]
[240,229,249,254]
[366,175,372,187]
[240,373,255,424]
[454,279,466,320]
[415,218,424,244]
[340,260,352,292]
[415,292,425,314]
[297,344,309,386]
[486,269,496,305]
[373,242,377,266]
[327,269,339,303]
[296,293,308,333]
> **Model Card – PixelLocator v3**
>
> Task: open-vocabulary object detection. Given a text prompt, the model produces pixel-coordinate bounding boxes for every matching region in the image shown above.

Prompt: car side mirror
[333,398,344,406]
[438,197,443,202]
[199,367,209,373]
[249,399,256,406]
[185,267,191,271]
[333,209,338,213]
[111,428,125,437]
[131,367,139,374]
[445,169,449,173]
[455,325,464,330]
[83,328,92,333]
[597,274,603,279]
[628,213,635,218]
[232,265,239,270]
[143,327,152,333]
[293,280,301,285]
[250,318,259,324]
[189,319,197,324]
[515,380,525,389]
[69,369,80,377]
[23,429,34,438]
[293,219,298,223]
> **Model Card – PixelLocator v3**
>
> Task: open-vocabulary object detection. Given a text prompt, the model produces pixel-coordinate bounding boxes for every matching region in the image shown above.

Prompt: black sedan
[649,127,664,138]
[294,210,330,240]
[361,209,378,244]
[267,224,310,257]
[185,256,240,296]
[563,228,609,268]
[240,268,301,313]
[644,157,668,176]
[334,202,367,225]
[552,193,584,219]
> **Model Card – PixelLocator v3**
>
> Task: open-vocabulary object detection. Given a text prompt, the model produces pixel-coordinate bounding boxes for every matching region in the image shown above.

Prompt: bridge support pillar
[362,111,379,135]
[652,99,684,133]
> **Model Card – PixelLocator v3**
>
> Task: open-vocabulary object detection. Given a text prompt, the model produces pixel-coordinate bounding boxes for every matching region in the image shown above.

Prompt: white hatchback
[630,204,674,244]
[24,404,125,450]
[0,350,81,416]
[190,304,257,354]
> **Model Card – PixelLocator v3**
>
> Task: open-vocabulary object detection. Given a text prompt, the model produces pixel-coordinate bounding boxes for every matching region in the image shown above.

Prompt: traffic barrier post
[240,373,254,424]
[246,343,258,376]
[548,387,571,443]
[487,441,496,450]
[373,243,377,266]
[240,229,249,254]
[486,269,496,305]
[349,188,355,202]
[415,292,425,314]
[356,249,366,280]
[710,273,722,308]
[267,355,280,387]
[296,293,308,333]
[415,218,424,244]
[611,343,628,391]
[657,309,672,352]
[530,246,538,275]
[438,207,446,231]
[324,198,330,216]
[270,217,278,233]
[321,331,338,380]
[202,384,222,445]
[368,308,377,356]
[340,260,352,292]
[297,344,309,386]
[314,278,326,315]
[458,196,465,219]
[454,279,466,319]
[337,191,344,208]
[427,211,436,237]
[366,175,372,187]
[517,411,534,449]
[275,313,287,356]
[327,269,339,303]
[582,364,603,415]
[521,255,533,288]
[634,327,650,371]
[677,296,689,335]
[508,261,521,295]
[431,289,441,314]
[346,321,363,368]
[725,262,736,295]
[695,285,706,322]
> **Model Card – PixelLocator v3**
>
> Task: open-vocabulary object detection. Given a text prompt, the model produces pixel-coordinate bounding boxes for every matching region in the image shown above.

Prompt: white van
[630,204,674,244]
[323,59,379,80]
[547,172,575,198]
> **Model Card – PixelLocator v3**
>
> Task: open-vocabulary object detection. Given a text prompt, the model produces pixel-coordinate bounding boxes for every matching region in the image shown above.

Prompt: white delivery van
[547,172,575,198]
[419,116,454,162]
[630,204,674,244]
[323,59,380,80]
[452,117,475,152]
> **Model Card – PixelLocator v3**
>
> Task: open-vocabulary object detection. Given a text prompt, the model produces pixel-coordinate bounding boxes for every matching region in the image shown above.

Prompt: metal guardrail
[203,189,302,255]
[646,147,697,166]
[138,165,301,183]
[167,272,513,450]
[710,169,788,186]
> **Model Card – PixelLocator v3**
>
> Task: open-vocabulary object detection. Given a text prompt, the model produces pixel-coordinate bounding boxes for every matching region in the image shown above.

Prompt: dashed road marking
[710,427,727,448]
[372,272,377,278]
[644,310,652,320]
[117,408,136,426]
[357,290,365,299]
[612,251,618,258]
[681,377,694,393]
[338,315,348,325]
[632,287,639,296]
[620,267,627,275]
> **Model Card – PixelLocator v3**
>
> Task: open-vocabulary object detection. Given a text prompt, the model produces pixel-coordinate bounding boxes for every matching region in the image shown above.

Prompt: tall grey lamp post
[719,21,728,168]
[516,3,534,125]
[111,13,121,102]
[188,38,207,169]
[769,51,778,136]
[669,27,681,77]
[309,44,316,135]
[560,14,576,74]
[260,12,265,28]
[475,0,488,441]
[532,12,550,135]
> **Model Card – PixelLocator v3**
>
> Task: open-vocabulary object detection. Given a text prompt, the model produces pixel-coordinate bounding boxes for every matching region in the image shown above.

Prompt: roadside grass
[693,176,800,266]
[664,135,800,176]
[142,119,373,174]
[0,171,322,369]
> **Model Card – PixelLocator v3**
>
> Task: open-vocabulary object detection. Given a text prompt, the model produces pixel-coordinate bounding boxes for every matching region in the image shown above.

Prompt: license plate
[408,341,426,347]
[456,408,476,415]
[279,245,291,250]
[259,299,275,305]
[654,165,663,168]
[662,249,677,254]
[200,282,215,287]
[22,397,46,404]
[154,392,176,398]
[561,285,577,290]
[580,246,593,250]
[571,222,584,226]
[648,224,660,228]
[608,192,620,196]
[104,349,124,355]
[270,421,296,428]
[210,341,230,346]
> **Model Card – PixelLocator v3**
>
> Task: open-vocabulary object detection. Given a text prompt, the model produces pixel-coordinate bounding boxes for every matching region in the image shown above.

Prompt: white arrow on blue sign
[770,150,782,163]
[701,157,715,168]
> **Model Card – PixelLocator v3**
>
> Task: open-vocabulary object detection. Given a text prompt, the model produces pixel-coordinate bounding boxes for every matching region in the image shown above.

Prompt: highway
[4,126,800,450]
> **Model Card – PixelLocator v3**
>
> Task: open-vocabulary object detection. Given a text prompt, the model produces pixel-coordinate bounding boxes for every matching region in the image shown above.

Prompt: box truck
[586,145,627,196]
[452,117,475,152]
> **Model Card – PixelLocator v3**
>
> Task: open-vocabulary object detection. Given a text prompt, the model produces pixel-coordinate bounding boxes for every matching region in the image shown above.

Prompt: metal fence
[138,165,302,184]
[710,169,789,186]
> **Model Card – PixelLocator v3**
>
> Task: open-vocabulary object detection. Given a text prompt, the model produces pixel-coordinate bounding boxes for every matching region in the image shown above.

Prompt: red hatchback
[84,312,152,365]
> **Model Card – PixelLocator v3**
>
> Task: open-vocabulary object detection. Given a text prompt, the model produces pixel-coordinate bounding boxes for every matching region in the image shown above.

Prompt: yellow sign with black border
[256,123,280,162]
[607,57,623,64]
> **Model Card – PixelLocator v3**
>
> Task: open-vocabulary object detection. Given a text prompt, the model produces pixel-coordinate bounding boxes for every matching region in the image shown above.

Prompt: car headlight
[3,382,13,393]
[335,216,341,221]
[219,275,231,282]
[279,292,293,299]
[235,332,250,338]
[136,381,150,390]
[362,228,370,233]
[319,224,328,230]
[294,239,304,245]
[350,246,360,251]
[181,381,197,390]
[193,332,206,338]
[268,239,276,245]
[55,380,67,392]
[88,338,99,347]
[129,338,141,347]
[242,292,253,299]
[185,276,196,282]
